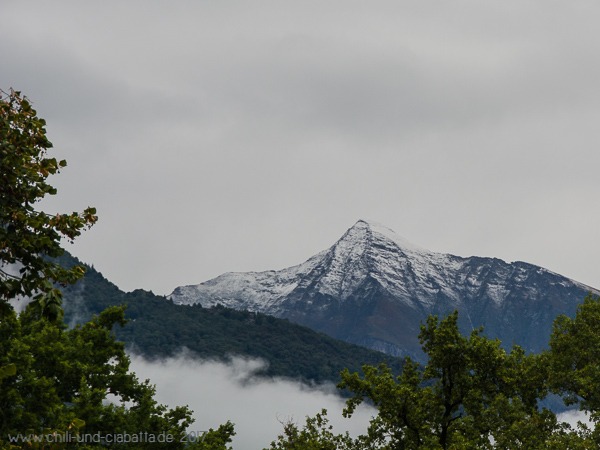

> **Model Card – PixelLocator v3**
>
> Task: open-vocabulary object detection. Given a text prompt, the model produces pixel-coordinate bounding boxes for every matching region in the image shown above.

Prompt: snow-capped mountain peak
[169,220,598,360]
[352,219,430,255]
[169,220,433,310]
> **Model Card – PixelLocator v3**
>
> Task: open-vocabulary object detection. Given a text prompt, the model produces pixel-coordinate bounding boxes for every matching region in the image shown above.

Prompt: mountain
[170,220,598,360]
[56,253,402,383]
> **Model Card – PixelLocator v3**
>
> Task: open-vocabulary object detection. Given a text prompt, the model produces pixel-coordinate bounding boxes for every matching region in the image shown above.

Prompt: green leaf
[0,363,17,379]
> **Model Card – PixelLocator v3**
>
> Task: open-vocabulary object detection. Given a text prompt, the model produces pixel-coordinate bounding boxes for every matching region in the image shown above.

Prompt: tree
[0,89,97,319]
[0,90,235,448]
[266,409,357,450]
[188,421,236,450]
[0,303,223,449]
[338,312,558,449]
[548,293,600,443]
[268,302,600,449]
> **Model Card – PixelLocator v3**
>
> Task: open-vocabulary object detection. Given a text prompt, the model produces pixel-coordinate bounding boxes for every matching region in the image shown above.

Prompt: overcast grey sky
[2,1,599,295]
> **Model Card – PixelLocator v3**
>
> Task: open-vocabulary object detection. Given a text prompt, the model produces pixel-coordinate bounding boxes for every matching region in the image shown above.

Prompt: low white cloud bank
[129,352,375,450]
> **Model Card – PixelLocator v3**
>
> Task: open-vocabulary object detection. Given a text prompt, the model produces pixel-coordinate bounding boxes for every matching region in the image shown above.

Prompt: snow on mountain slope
[171,220,588,312]
[169,249,327,313]
[170,220,440,310]
[169,220,597,358]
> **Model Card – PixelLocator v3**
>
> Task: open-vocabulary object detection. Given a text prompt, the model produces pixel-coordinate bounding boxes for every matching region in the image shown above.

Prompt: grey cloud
[129,353,375,450]
[128,353,591,450]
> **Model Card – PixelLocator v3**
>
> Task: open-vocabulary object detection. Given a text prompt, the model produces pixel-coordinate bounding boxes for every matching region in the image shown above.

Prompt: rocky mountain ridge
[170,220,597,359]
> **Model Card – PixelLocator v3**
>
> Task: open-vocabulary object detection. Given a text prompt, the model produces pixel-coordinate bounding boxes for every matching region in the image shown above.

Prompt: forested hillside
[58,253,403,383]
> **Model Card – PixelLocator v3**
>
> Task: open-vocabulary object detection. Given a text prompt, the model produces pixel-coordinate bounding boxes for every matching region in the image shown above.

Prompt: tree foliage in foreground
[269,296,600,449]
[0,303,237,448]
[0,89,97,320]
[0,90,235,449]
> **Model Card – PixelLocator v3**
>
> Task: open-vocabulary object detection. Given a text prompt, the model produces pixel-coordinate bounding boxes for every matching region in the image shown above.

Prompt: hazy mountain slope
[170,220,598,360]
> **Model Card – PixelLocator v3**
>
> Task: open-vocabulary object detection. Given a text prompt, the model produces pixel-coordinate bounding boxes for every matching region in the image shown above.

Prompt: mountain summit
[170,220,597,359]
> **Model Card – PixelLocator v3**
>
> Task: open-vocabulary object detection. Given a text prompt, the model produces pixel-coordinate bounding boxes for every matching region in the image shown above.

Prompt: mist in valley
[129,353,376,449]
